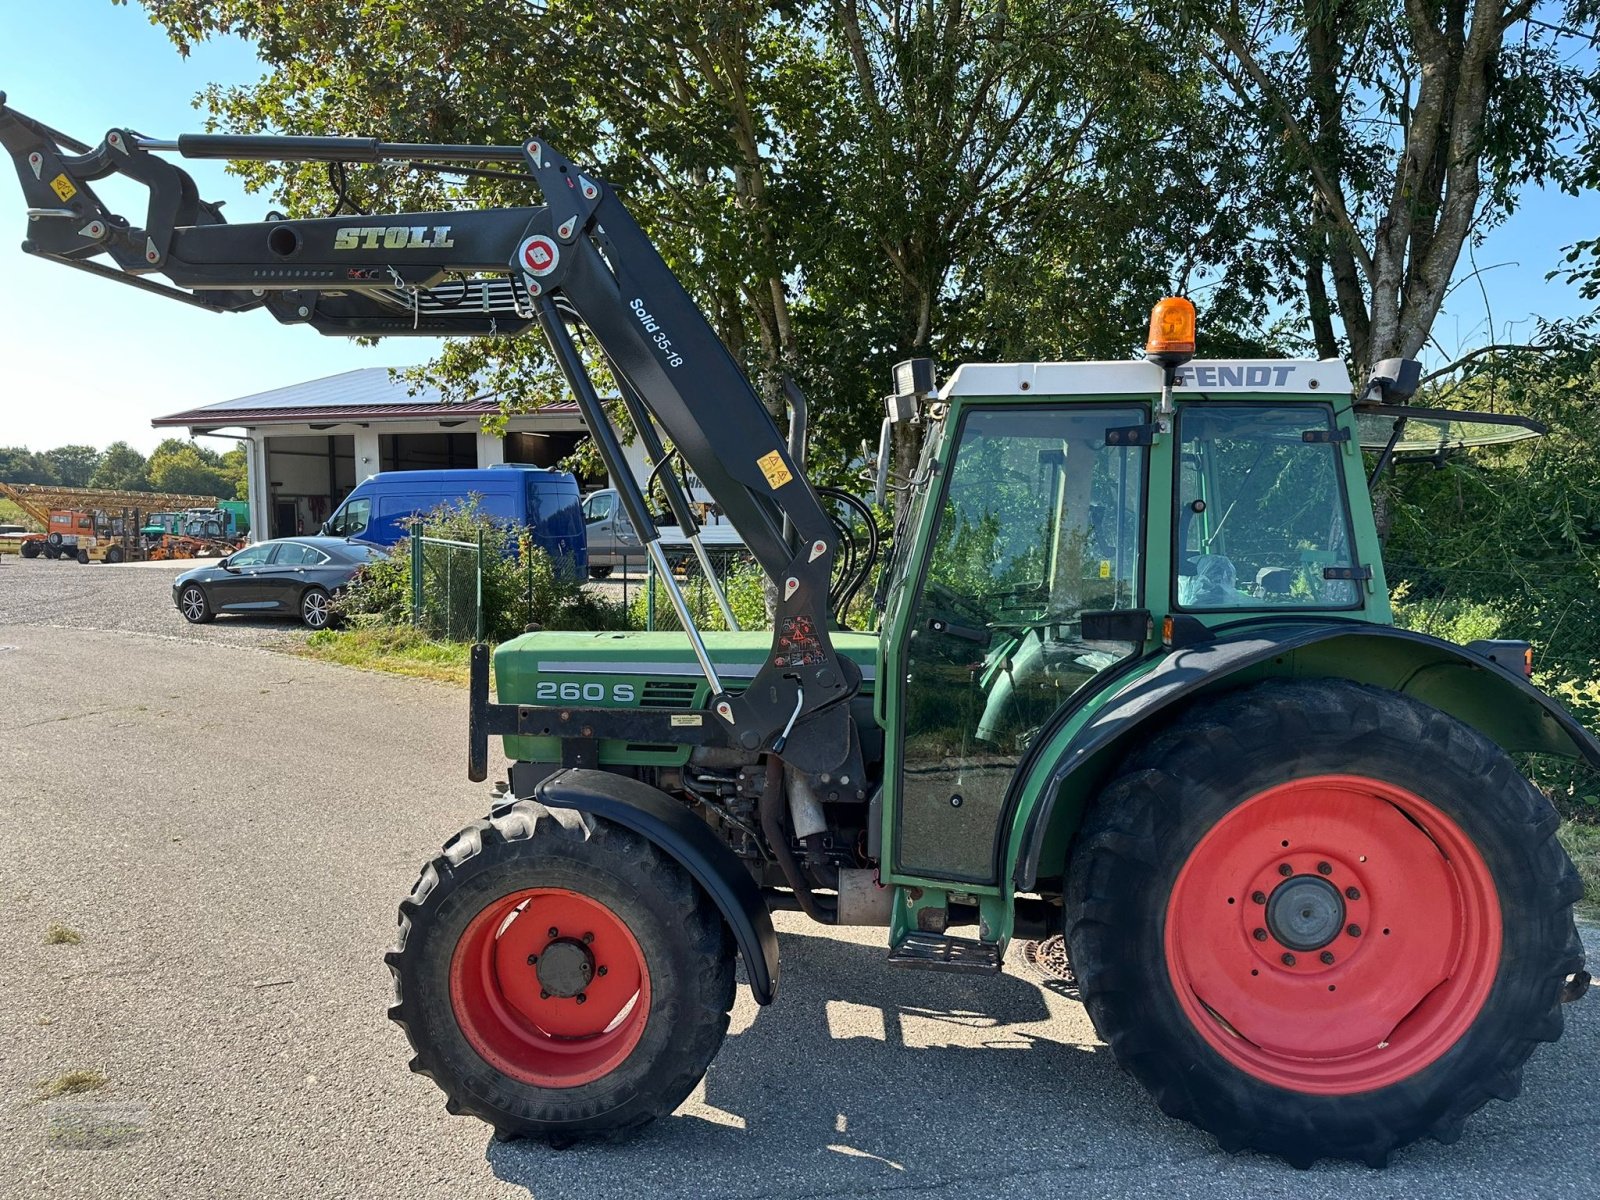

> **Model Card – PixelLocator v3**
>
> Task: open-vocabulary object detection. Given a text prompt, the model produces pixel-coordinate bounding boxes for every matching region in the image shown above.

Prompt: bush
[625,561,771,632]
[337,500,628,643]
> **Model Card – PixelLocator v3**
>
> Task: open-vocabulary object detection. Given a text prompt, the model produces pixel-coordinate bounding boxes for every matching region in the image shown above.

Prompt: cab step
[888,932,1002,975]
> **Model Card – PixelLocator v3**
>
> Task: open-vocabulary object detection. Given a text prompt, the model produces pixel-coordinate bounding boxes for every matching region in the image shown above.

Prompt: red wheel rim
[449,888,650,1089]
[1164,774,1501,1095]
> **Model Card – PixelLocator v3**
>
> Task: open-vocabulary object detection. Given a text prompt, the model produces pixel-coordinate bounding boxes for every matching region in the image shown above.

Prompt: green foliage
[87,442,151,492]
[338,500,628,643]
[0,446,67,485]
[139,0,1276,477]
[1384,347,1600,814]
[1557,822,1600,911]
[625,563,772,634]
[146,440,234,497]
[0,498,38,530]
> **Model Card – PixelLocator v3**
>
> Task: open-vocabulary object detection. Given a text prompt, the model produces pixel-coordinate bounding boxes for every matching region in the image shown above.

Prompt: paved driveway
[0,622,1594,1199]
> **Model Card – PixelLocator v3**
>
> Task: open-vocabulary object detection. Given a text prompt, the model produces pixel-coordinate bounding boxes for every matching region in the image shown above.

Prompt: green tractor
[5,100,1591,1168]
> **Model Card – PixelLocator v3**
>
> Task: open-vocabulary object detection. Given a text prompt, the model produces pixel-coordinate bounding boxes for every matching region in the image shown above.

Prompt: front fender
[1011,622,1600,891]
[525,766,780,1005]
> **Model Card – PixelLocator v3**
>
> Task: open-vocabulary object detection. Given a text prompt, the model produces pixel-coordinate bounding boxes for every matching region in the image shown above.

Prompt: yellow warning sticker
[670,713,703,727]
[49,173,77,202]
[1098,560,1112,579]
[756,450,793,490]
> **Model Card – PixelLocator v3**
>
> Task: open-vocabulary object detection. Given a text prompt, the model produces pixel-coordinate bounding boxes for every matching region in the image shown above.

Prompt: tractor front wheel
[387,799,736,1142]
[1066,679,1583,1167]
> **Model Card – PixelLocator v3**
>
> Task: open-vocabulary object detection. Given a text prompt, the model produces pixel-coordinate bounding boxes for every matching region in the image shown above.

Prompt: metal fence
[410,528,484,642]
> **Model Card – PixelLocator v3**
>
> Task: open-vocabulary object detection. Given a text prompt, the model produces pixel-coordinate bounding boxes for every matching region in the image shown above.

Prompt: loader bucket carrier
[4,92,1591,1169]
[0,92,860,774]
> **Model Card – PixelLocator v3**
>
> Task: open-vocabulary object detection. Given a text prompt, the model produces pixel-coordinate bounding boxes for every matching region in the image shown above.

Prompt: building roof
[153,367,577,429]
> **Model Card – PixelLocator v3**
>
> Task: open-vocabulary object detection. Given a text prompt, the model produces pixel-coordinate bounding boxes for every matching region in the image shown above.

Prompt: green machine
[5,98,1592,1168]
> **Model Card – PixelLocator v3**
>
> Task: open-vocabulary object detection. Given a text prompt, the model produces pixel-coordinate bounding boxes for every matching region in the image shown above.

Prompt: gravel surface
[0,554,309,649]
[0,610,1596,1197]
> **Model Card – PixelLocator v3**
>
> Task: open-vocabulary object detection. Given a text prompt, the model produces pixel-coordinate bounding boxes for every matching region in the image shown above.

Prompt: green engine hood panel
[494,629,880,765]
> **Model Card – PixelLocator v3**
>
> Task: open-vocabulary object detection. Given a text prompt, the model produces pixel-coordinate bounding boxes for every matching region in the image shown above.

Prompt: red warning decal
[519,234,560,277]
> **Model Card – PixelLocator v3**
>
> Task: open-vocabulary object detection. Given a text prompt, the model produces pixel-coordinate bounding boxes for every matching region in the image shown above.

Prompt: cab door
[889,403,1148,883]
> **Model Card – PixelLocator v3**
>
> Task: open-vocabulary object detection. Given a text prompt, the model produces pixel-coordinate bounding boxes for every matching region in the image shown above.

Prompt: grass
[43,922,81,945]
[0,497,40,530]
[296,625,481,686]
[35,1070,107,1101]
[1559,821,1600,918]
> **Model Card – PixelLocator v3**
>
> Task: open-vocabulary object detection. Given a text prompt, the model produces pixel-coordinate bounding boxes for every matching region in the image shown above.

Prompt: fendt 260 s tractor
[5,94,1592,1168]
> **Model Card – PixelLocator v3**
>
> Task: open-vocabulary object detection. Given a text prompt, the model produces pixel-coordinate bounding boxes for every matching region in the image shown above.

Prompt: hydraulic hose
[760,755,837,924]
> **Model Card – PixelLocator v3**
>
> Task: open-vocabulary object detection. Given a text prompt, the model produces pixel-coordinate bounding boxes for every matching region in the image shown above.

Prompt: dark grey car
[173,536,387,629]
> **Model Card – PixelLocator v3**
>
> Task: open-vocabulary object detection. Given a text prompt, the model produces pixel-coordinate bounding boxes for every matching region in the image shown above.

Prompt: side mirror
[873,416,893,509]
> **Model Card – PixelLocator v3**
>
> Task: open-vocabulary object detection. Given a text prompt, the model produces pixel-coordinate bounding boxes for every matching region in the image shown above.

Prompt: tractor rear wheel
[1065,679,1583,1167]
[387,799,736,1142]
[20,542,39,558]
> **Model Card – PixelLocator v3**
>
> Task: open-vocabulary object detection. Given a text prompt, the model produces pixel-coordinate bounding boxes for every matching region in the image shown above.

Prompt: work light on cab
[1145,295,1196,367]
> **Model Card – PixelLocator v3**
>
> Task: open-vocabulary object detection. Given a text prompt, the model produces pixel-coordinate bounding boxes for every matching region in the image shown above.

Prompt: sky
[0,1,1597,454]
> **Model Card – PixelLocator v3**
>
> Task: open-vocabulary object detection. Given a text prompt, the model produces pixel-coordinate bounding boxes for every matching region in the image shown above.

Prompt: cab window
[328,497,371,537]
[1175,404,1358,609]
[584,493,613,523]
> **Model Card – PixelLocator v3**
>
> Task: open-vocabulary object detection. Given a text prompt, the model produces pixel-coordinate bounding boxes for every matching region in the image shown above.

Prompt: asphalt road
[0,587,1596,1198]
[0,553,307,649]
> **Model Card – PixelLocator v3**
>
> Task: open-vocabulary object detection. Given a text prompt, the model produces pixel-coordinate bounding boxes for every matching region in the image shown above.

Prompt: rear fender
[1012,623,1600,892]
[519,765,780,1005]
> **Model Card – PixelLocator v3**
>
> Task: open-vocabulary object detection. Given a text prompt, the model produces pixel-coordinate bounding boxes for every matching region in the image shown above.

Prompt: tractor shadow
[485,926,1205,1199]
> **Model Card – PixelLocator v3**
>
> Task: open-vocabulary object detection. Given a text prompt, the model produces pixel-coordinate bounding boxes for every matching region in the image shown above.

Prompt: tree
[144,0,1274,485]
[146,442,233,496]
[1175,1,1600,374]
[219,444,249,500]
[0,446,57,485]
[40,444,102,487]
[88,442,152,492]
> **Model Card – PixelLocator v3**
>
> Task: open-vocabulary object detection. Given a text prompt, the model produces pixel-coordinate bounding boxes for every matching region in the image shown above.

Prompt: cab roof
[941,359,1352,400]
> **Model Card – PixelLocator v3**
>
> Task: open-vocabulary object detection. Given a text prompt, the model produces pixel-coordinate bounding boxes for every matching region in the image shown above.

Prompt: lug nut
[597,965,608,976]
[548,927,560,938]
[1347,924,1362,938]
[582,932,594,944]
[1317,862,1333,875]
[1251,891,1267,905]
[1278,863,1293,877]
[526,954,538,966]
[1320,951,1335,965]
[1346,887,1361,900]
[539,989,550,1000]
[576,993,587,1005]
[1281,953,1297,966]
[1253,928,1268,942]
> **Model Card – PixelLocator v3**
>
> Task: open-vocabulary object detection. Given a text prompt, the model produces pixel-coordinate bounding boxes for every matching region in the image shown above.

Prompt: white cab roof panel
[941,359,1352,399]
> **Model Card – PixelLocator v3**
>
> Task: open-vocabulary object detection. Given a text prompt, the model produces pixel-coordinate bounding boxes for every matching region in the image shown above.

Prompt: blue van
[322,466,587,575]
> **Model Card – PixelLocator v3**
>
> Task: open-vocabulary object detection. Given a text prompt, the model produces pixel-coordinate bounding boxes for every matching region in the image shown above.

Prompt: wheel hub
[535,938,595,998]
[1265,875,1346,951]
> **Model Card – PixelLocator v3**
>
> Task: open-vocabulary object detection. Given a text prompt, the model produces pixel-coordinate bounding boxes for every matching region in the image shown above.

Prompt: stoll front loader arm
[0,94,865,809]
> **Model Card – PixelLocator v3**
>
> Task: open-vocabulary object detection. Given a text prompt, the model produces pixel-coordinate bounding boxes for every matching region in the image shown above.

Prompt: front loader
[4,92,1593,1168]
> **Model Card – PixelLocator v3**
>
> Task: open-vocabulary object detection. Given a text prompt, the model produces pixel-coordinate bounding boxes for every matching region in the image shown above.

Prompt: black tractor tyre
[76,549,90,564]
[177,583,214,624]
[105,545,124,565]
[387,799,737,1142]
[41,543,58,559]
[588,565,613,579]
[46,532,62,547]
[20,541,40,559]
[1065,678,1583,1168]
